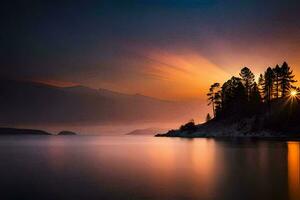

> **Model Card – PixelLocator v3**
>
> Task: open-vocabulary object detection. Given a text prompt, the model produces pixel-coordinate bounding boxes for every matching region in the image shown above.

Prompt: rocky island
[156,62,300,139]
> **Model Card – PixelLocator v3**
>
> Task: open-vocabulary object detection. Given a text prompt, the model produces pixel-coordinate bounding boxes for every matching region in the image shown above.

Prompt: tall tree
[221,77,246,116]
[273,64,282,99]
[257,73,265,100]
[280,62,296,97]
[205,63,298,122]
[264,67,275,103]
[239,67,255,101]
[214,90,222,116]
[249,82,262,107]
[207,83,221,117]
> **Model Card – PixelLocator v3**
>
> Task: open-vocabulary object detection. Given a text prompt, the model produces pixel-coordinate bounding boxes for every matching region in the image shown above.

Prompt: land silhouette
[0,127,52,135]
[0,79,201,125]
[58,131,77,135]
[157,62,300,138]
[0,127,78,136]
[126,128,167,136]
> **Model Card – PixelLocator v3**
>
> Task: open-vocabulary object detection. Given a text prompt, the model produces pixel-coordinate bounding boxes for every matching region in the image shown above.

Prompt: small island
[156,62,300,139]
[58,131,77,135]
[126,128,166,136]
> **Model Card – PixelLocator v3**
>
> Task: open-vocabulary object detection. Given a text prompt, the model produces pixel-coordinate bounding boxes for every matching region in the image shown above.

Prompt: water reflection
[143,138,220,199]
[288,142,300,200]
[0,136,300,200]
[190,139,220,199]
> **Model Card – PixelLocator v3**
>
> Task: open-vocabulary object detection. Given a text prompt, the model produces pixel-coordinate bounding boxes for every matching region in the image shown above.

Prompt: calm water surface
[0,135,299,200]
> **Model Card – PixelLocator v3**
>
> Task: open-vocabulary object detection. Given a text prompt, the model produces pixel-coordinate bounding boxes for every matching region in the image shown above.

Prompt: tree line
[206,62,298,120]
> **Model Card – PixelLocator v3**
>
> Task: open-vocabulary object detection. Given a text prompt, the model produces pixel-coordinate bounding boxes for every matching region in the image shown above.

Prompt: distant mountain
[58,131,77,135]
[0,79,202,125]
[126,128,166,136]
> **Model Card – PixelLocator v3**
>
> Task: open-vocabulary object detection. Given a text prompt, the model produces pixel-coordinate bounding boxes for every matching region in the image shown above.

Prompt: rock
[58,131,77,135]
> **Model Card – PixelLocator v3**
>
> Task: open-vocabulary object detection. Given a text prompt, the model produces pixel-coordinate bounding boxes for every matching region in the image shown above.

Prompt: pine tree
[205,63,298,122]
[250,82,261,103]
[264,67,275,102]
[214,91,222,116]
[239,67,255,101]
[207,83,221,117]
[221,76,247,116]
[280,62,296,97]
[273,64,282,98]
[257,73,265,100]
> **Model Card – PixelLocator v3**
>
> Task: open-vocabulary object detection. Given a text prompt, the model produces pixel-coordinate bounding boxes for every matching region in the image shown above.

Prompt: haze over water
[1,135,300,200]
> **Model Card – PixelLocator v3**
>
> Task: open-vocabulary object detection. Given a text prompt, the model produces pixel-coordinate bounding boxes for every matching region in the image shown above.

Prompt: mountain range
[0,79,203,125]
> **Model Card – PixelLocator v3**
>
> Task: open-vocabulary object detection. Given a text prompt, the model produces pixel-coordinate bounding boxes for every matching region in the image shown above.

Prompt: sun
[290,90,298,97]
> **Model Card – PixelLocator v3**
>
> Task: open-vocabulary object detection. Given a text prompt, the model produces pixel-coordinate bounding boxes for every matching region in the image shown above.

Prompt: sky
[2,0,300,101]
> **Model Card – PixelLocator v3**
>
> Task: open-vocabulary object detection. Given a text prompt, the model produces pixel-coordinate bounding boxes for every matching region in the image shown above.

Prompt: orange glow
[290,90,298,97]
[23,46,300,102]
[136,49,230,100]
[94,43,300,101]
[287,142,300,200]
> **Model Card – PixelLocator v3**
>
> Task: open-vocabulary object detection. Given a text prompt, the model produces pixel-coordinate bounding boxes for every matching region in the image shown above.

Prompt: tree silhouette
[202,62,300,135]
[249,82,262,113]
[207,83,221,117]
[205,64,298,119]
[250,82,261,103]
[273,64,282,99]
[165,61,300,136]
[258,73,265,100]
[263,67,275,103]
[239,67,255,101]
[220,76,246,116]
[280,62,296,97]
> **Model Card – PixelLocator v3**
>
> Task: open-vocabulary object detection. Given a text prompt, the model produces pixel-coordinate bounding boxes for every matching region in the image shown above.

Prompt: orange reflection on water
[145,138,219,199]
[190,139,219,198]
[288,142,300,200]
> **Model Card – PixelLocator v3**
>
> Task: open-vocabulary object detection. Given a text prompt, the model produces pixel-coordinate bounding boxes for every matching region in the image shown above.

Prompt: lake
[0,135,299,200]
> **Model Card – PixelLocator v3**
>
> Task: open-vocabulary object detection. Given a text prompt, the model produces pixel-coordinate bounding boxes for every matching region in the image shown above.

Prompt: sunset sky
[2,0,300,101]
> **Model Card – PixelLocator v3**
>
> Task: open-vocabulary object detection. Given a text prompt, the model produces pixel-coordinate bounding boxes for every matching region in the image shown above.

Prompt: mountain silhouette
[0,79,201,125]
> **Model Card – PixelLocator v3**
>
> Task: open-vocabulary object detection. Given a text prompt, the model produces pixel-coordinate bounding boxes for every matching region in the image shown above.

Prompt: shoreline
[155,118,300,141]
[155,133,300,141]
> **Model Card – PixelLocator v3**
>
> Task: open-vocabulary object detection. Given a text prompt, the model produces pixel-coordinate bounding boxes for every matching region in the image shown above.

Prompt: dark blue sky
[2,0,300,99]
